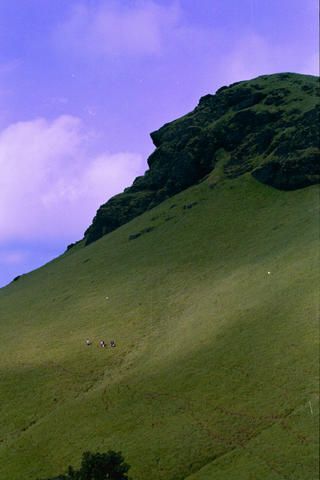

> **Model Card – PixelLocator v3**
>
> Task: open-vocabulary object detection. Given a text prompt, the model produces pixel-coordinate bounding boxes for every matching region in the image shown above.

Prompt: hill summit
[84,72,319,245]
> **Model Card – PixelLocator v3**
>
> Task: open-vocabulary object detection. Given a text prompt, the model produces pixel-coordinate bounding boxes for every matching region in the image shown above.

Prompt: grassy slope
[0,175,318,480]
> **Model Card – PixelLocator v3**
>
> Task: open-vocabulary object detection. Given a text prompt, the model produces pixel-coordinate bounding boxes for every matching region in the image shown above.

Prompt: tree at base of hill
[38,450,131,480]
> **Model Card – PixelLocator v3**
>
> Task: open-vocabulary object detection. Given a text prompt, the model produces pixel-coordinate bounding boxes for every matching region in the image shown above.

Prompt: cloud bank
[0,115,146,244]
[223,33,319,83]
[55,1,180,58]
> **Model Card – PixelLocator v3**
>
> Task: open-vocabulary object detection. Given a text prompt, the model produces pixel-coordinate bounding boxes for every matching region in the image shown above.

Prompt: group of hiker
[86,339,116,348]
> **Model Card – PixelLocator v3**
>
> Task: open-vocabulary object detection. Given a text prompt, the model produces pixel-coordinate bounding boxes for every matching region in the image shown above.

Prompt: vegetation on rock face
[84,72,319,245]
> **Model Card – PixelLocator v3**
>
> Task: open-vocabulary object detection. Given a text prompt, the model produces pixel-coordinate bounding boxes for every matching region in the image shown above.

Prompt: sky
[0,0,318,287]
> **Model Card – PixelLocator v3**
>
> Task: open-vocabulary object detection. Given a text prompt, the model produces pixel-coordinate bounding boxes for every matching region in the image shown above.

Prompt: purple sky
[0,0,318,287]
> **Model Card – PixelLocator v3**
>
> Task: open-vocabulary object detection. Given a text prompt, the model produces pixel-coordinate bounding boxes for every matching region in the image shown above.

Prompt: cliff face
[84,72,319,245]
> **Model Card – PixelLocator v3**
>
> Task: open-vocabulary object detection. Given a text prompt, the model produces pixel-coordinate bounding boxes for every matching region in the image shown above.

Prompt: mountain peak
[83,72,319,246]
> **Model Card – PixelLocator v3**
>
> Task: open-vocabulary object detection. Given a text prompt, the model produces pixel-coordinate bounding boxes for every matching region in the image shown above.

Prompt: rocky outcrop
[84,72,319,245]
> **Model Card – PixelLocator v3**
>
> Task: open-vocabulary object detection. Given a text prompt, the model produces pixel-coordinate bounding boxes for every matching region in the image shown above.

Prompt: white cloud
[0,250,27,265]
[0,116,146,243]
[55,1,180,58]
[300,52,319,76]
[0,59,20,76]
[222,33,318,84]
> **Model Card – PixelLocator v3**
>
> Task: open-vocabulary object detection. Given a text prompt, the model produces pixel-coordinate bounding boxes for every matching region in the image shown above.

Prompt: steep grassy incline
[0,175,318,480]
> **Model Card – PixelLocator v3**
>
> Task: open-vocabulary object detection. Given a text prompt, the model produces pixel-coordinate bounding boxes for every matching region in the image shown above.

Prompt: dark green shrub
[38,450,131,480]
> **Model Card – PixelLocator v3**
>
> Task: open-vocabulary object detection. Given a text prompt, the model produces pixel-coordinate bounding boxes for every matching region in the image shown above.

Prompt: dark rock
[252,149,320,190]
[67,241,80,251]
[128,226,155,241]
[183,202,198,210]
[128,232,141,241]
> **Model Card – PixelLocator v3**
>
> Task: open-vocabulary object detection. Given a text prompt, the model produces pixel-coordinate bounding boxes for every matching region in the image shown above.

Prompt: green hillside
[0,173,319,479]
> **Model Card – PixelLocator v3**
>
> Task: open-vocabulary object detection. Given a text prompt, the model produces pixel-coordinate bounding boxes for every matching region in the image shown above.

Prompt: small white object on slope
[267,271,271,275]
